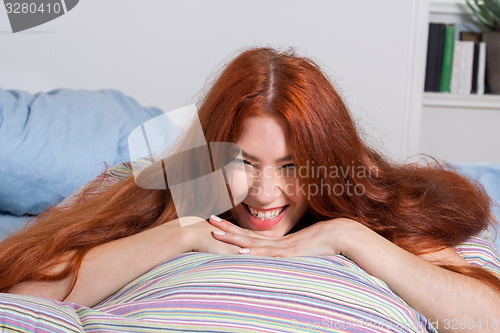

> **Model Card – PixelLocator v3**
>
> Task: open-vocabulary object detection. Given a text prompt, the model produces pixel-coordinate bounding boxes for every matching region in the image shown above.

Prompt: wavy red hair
[0,47,498,298]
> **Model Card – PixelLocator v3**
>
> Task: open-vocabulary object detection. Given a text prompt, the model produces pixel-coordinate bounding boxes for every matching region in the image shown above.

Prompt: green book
[439,25,455,92]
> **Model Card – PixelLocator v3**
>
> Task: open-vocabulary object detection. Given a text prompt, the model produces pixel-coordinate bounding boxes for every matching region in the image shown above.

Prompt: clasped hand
[204,216,352,257]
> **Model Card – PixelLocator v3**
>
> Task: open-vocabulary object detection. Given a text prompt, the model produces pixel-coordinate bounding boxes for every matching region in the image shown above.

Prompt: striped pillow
[1,253,437,332]
[455,229,500,278]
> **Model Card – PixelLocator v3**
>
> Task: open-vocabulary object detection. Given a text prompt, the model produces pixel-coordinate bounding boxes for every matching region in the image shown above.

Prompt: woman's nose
[248,167,283,204]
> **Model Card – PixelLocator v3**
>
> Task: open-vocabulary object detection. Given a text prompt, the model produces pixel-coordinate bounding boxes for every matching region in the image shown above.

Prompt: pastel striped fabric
[455,229,500,278]
[1,253,437,333]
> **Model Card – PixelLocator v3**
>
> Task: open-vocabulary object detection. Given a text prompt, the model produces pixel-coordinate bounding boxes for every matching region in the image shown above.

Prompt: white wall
[0,0,428,160]
[421,94,500,164]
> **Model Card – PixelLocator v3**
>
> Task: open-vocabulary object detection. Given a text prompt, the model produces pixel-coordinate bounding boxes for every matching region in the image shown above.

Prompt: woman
[0,47,499,330]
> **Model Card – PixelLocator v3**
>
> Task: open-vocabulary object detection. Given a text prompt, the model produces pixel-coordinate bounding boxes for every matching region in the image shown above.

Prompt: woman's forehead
[236,115,292,162]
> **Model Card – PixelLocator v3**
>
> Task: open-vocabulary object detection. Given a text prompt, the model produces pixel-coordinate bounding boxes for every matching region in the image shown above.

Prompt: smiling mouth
[244,203,287,221]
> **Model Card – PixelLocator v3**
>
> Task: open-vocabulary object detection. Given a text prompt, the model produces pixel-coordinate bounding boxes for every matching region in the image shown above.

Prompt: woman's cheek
[226,169,250,203]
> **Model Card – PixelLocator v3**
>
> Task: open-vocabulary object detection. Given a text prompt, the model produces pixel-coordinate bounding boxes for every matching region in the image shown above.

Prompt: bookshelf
[423,92,500,110]
[420,0,500,164]
[424,0,498,104]
[429,0,471,17]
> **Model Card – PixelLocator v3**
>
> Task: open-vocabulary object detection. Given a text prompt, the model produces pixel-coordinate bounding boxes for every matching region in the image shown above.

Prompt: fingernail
[211,215,222,222]
[213,230,225,236]
[239,248,250,254]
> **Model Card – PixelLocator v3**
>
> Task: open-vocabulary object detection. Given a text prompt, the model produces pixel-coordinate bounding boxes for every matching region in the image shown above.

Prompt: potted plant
[466,0,500,94]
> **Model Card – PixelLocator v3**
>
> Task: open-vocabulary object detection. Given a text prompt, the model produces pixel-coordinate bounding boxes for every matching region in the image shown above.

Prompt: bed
[1,88,499,333]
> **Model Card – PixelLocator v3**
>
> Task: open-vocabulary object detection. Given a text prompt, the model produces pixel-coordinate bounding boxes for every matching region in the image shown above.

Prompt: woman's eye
[235,158,253,166]
[279,163,296,177]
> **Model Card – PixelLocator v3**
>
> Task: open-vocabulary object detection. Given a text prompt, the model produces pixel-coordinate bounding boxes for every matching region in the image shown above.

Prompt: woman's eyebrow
[241,150,258,161]
[241,150,292,163]
[276,155,292,163]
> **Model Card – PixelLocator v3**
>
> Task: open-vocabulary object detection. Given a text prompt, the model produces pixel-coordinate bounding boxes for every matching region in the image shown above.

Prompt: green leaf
[483,0,500,30]
[466,0,497,31]
[484,0,500,17]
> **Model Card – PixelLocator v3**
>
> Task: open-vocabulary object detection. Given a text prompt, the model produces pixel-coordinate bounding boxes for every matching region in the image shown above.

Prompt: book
[424,23,446,92]
[434,24,446,92]
[460,41,475,94]
[450,41,475,94]
[471,42,479,93]
[424,23,439,92]
[450,41,462,94]
[476,42,487,95]
[459,31,482,43]
[460,31,486,95]
[439,25,455,93]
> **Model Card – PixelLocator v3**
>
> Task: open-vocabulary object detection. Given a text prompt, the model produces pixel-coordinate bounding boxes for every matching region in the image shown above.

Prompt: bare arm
[9,217,241,307]
[337,220,500,333]
[209,217,500,333]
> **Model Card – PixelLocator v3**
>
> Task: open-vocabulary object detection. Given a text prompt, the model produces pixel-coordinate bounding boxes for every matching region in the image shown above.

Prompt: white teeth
[248,206,284,220]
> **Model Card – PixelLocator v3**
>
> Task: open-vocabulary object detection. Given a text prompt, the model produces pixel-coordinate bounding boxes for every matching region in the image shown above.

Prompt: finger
[214,242,243,255]
[208,215,248,235]
[209,215,273,239]
[238,246,292,257]
[211,230,281,250]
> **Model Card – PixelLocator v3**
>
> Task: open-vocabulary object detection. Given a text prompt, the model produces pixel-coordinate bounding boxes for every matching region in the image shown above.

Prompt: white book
[477,42,487,95]
[459,41,475,95]
[450,41,462,94]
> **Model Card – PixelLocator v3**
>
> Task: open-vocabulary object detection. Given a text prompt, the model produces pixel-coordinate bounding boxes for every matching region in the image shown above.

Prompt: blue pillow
[0,88,165,216]
[0,213,31,239]
[452,164,500,251]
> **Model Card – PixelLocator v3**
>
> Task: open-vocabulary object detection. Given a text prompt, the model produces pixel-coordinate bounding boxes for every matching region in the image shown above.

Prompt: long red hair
[0,47,499,297]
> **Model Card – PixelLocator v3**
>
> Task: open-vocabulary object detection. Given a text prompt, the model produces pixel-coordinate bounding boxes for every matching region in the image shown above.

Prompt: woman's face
[230,114,309,238]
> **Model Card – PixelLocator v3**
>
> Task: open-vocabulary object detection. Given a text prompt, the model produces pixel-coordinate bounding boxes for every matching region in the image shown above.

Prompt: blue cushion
[0,88,164,217]
[452,164,500,251]
[0,213,31,239]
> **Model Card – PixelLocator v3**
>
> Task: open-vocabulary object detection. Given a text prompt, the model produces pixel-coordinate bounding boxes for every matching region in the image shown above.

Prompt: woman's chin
[252,228,285,238]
